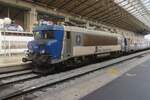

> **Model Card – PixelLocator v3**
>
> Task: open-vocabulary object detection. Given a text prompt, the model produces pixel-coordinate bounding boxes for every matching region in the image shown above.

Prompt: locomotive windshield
[34,32,41,40]
[33,31,54,40]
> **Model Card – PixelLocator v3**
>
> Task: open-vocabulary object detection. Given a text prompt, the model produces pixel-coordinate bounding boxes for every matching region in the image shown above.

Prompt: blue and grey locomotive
[22,24,150,73]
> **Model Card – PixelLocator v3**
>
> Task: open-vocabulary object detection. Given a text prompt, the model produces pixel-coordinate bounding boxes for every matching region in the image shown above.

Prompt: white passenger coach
[0,31,33,55]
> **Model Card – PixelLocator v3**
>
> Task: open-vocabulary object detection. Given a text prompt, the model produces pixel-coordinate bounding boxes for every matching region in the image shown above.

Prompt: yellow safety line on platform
[107,67,120,76]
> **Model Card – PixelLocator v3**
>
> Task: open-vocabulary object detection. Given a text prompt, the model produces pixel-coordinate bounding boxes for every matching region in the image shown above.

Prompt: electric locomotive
[22,24,150,73]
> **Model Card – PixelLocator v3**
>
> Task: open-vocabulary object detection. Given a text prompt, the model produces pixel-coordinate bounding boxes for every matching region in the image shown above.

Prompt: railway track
[0,69,32,79]
[0,72,40,87]
[0,50,150,100]
[0,63,31,74]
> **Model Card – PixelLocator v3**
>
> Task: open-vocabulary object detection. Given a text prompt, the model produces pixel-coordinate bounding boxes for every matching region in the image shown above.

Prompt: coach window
[45,31,54,39]
[66,31,71,39]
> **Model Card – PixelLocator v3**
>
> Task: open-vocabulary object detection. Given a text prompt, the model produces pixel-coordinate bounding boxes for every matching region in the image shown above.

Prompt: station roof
[24,0,150,33]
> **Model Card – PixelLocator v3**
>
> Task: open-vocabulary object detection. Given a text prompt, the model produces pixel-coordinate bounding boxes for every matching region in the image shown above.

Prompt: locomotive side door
[124,37,128,52]
[65,31,72,57]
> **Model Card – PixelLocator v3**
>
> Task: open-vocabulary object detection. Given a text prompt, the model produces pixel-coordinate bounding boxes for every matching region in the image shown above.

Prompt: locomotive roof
[33,24,64,32]
[33,24,122,37]
[64,26,122,37]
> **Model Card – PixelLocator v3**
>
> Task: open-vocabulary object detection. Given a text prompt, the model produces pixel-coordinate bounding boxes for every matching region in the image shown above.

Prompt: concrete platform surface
[0,55,24,67]
[80,58,150,100]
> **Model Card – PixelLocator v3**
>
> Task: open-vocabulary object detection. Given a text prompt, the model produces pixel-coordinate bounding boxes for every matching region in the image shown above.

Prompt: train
[0,31,33,55]
[22,24,150,73]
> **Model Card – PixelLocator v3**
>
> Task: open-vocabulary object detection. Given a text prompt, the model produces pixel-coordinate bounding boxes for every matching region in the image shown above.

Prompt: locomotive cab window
[33,31,54,40]
[44,31,54,39]
[34,32,41,40]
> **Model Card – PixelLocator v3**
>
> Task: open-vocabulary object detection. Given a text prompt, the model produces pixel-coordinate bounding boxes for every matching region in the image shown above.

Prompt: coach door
[66,31,72,56]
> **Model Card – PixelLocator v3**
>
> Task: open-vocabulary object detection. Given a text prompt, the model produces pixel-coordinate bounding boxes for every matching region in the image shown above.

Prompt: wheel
[32,64,55,74]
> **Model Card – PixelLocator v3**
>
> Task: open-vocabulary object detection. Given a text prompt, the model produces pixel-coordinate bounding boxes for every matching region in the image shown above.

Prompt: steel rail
[0,70,33,80]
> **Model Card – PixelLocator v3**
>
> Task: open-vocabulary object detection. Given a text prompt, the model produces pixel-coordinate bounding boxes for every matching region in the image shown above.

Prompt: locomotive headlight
[41,50,45,54]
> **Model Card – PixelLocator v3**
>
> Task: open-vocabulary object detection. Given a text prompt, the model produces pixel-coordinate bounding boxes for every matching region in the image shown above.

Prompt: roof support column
[30,8,37,32]
[25,8,37,32]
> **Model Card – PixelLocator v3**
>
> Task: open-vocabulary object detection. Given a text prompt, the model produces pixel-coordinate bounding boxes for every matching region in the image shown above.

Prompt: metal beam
[106,20,138,32]
[98,13,123,22]
[87,1,120,18]
[58,0,73,9]
[46,0,56,7]
[74,0,103,15]
[82,7,107,17]
[94,8,122,21]
[106,22,134,31]
[101,15,138,29]
[46,0,63,7]
[79,0,117,17]
[68,0,89,12]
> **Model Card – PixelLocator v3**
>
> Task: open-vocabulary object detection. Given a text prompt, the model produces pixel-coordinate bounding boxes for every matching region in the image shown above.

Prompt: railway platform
[80,56,150,100]
[0,54,23,67]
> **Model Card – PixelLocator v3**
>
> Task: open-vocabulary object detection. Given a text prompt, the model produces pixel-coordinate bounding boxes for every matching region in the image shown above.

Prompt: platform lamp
[3,17,11,56]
